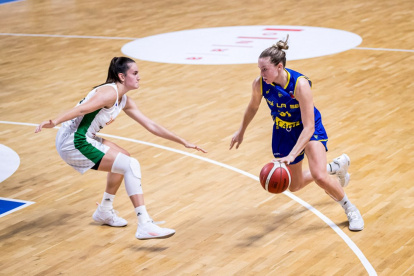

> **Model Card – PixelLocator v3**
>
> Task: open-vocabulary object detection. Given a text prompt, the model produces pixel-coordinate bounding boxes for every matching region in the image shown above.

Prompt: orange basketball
[259,161,292,194]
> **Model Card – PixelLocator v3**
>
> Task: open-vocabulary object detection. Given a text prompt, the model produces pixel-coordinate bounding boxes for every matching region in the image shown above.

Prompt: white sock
[327,163,340,174]
[338,193,355,211]
[100,192,115,211]
[135,205,151,225]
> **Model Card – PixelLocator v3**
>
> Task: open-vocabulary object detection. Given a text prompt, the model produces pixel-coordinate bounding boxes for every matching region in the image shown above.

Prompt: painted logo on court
[121,26,362,65]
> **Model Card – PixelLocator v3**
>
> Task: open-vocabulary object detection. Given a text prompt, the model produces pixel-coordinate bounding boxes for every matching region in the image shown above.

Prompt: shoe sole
[92,214,128,227]
[136,232,175,240]
[349,226,364,231]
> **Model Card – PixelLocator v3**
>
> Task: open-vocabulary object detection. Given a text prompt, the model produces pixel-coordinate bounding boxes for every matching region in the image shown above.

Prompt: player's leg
[92,139,131,227]
[97,149,175,239]
[287,161,304,192]
[102,139,130,195]
[287,160,336,193]
[296,156,349,191]
[305,141,344,200]
[288,159,317,192]
[305,141,364,231]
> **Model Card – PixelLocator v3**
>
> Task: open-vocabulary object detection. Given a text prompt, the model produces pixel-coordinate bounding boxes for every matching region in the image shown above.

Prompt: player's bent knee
[111,153,143,196]
[312,172,329,186]
[111,153,141,179]
[129,157,141,179]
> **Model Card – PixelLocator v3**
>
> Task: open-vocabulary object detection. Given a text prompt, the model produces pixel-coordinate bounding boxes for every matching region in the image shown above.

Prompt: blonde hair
[259,34,289,67]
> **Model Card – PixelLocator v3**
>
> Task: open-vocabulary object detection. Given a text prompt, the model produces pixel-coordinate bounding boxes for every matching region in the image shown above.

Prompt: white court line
[0,33,412,53]
[0,197,35,218]
[0,121,378,275]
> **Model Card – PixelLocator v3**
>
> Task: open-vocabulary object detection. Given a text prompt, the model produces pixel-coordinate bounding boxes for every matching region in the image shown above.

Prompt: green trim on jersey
[74,109,105,164]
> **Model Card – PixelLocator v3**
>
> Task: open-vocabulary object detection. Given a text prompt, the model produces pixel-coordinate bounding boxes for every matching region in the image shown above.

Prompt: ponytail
[94,57,135,88]
[259,35,289,67]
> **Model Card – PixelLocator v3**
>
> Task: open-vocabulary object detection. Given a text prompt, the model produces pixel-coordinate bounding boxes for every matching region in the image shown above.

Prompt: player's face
[124,62,140,89]
[258,57,279,84]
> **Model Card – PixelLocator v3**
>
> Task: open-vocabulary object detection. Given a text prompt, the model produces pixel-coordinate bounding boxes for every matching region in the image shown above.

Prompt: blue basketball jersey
[261,68,323,130]
[261,68,328,164]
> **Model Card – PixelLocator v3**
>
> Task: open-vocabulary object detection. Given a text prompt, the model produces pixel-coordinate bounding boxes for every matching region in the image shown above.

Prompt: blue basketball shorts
[271,121,328,165]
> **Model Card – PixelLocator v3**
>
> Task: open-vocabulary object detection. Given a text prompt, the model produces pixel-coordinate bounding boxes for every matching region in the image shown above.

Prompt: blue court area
[0,198,31,217]
[0,0,23,5]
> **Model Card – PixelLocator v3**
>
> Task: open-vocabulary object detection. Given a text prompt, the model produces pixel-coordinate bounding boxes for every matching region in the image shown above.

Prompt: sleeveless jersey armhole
[113,84,119,107]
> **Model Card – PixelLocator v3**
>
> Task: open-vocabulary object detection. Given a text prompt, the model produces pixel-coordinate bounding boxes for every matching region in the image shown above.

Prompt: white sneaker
[329,154,351,187]
[136,220,175,240]
[92,205,128,227]
[346,206,364,231]
[338,172,351,188]
[328,154,350,175]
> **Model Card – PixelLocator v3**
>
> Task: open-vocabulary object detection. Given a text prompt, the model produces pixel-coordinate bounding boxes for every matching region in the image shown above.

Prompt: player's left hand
[35,120,56,133]
[184,142,207,153]
[273,155,295,165]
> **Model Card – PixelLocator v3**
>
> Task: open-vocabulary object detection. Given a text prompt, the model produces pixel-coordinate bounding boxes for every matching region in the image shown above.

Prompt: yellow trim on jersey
[284,69,291,90]
[316,139,328,142]
[260,77,263,96]
[294,75,312,97]
[274,117,301,129]
[293,76,304,97]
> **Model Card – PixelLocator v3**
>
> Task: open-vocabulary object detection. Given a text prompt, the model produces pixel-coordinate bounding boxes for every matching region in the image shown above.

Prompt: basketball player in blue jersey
[35,57,207,240]
[230,36,364,231]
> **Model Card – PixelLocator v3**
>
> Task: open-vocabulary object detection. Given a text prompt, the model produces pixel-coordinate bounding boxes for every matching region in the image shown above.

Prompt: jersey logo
[278,92,283,97]
[280,111,291,117]
[106,116,115,125]
[266,99,274,106]
[265,89,270,94]
[314,135,318,139]
[289,91,295,99]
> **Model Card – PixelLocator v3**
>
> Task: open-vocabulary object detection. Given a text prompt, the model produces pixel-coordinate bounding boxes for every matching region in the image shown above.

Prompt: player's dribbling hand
[230,130,244,150]
[273,155,295,165]
[35,120,56,133]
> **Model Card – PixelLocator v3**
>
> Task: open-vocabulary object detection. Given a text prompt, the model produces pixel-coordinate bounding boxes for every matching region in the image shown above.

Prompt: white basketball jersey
[61,83,127,137]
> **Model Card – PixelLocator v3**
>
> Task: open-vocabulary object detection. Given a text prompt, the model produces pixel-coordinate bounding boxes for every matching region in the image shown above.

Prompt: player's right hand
[230,130,244,150]
[35,120,56,133]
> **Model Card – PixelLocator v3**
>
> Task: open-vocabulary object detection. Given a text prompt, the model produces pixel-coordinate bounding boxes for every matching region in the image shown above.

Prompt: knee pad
[129,157,141,179]
[111,153,143,196]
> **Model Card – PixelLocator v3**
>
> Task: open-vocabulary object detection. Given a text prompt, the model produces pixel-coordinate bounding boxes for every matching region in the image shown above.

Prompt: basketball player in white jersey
[35,57,207,240]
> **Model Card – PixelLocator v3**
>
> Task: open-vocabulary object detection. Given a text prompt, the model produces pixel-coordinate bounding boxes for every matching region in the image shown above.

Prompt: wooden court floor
[0,0,413,275]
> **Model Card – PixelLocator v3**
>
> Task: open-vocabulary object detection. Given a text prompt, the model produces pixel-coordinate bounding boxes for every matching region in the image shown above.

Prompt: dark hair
[94,57,136,88]
[259,35,289,67]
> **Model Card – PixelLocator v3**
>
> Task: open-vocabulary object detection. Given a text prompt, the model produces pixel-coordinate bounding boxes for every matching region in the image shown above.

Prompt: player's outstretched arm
[230,77,262,150]
[34,87,116,133]
[123,96,207,153]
